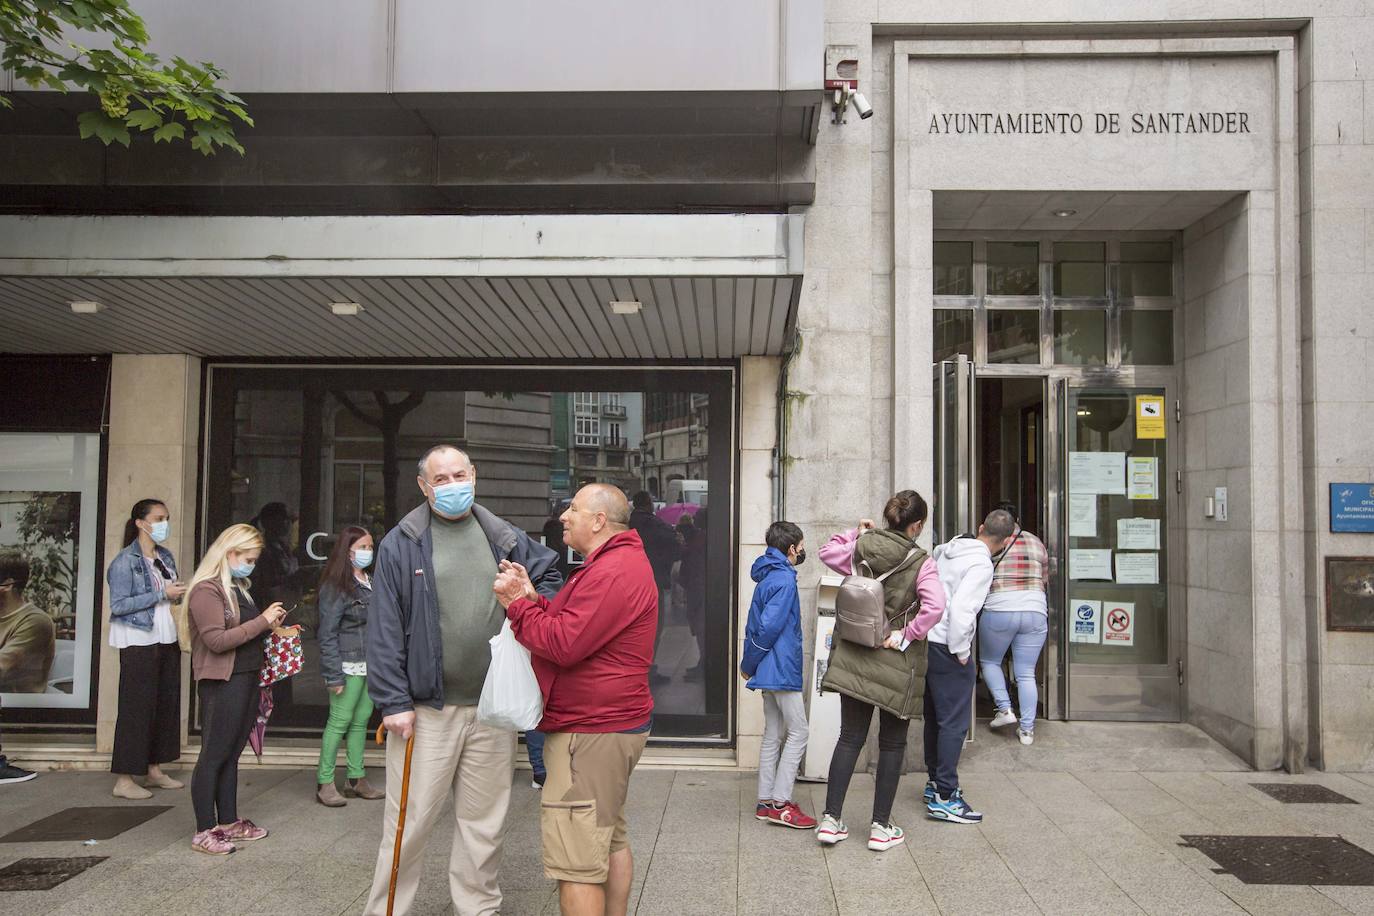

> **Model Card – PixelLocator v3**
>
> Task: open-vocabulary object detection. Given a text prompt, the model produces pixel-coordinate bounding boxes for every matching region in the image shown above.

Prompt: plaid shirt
[988,528,1049,594]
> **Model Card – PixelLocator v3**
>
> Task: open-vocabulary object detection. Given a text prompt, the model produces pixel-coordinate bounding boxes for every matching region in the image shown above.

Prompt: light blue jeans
[978,611,1048,731]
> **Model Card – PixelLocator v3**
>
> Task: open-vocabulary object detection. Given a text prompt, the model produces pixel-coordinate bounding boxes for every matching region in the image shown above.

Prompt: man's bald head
[579,484,630,528]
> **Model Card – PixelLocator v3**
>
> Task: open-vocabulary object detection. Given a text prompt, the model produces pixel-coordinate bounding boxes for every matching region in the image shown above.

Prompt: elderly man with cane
[494,484,657,916]
[365,445,561,916]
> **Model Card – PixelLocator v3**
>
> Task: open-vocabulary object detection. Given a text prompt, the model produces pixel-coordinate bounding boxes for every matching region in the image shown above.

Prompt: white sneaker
[1018,727,1034,746]
[816,813,848,845]
[989,708,1017,729]
[868,821,906,851]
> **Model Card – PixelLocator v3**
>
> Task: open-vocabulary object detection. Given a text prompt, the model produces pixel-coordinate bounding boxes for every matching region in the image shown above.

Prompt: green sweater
[430,513,503,706]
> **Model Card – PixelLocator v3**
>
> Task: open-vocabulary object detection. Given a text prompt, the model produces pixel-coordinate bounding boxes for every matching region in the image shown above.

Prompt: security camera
[850,91,873,120]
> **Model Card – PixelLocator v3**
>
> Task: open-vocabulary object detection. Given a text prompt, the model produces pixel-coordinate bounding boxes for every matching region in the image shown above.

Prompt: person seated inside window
[0,551,56,694]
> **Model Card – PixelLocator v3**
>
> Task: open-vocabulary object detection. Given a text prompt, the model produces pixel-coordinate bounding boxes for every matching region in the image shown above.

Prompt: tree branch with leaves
[1,0,251,153]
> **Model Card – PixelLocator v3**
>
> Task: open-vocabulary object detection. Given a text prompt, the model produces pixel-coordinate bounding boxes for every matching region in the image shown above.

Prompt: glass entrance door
[1062,383,1180,719]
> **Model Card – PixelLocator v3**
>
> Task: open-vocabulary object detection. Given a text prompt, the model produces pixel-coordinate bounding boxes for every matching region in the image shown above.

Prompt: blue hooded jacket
[740,547,802,692]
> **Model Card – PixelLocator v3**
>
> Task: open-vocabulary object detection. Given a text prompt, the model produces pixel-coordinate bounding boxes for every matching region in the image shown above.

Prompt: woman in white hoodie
[924,509,1014,825]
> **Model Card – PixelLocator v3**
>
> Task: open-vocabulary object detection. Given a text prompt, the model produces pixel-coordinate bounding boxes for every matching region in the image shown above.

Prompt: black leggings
[823,693,911,827]
[191,671,259,832]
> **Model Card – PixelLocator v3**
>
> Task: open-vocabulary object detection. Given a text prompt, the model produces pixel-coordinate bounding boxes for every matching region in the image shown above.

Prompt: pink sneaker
[191,828,236,855]
[220,818,268,842]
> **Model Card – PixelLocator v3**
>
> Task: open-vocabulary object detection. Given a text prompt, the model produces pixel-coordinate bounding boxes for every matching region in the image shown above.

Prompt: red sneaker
[770,801,817,829]
[755,802,775,821]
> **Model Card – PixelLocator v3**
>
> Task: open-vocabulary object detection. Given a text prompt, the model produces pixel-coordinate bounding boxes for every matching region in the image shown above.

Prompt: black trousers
[111,642,182,775]
[823,692,911,827]
[191,671,260,831]
[923,641,975,797]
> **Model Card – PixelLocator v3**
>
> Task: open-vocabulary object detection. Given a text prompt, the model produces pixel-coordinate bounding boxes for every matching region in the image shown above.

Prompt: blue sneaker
[927,788,983,824]
[922,780,937,804]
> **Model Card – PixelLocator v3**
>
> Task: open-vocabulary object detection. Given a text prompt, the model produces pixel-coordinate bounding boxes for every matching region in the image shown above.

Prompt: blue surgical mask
[351,549,374,570]
[230,561,256,579]
[149,520,170,544]
[430,481,474,517]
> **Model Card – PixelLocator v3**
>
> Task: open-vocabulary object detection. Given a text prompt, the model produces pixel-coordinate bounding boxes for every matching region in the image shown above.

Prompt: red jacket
[505,529,657,733]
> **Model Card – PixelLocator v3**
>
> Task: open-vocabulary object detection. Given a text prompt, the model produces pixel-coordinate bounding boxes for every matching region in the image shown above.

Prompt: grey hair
[417,444,472,479]
[982,509,1016,540]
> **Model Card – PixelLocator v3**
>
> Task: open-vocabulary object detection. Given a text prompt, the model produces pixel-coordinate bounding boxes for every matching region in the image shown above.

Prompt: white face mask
[351,549,374,570]
[148,520,171,544]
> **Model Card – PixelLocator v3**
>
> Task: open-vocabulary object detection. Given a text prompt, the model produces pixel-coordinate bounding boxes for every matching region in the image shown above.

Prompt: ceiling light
[330,301,363,316]
[609,300,642,315]
[1052,209,1078,218]
[69,300,104,314]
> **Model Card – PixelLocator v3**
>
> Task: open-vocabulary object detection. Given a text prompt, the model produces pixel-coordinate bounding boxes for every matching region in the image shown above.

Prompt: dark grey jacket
[317,579,370,688]
[365,502,563,718]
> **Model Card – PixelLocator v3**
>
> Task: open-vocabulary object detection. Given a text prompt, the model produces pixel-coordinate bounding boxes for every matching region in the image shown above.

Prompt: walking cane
[376,723,415,916]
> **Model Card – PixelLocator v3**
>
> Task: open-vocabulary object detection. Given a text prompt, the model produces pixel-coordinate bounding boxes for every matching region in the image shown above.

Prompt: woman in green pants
[315,525,384,807]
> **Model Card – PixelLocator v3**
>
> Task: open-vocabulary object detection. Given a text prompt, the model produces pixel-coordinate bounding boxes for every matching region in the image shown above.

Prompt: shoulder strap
[874,547,921,582]
[992,530,1022,571]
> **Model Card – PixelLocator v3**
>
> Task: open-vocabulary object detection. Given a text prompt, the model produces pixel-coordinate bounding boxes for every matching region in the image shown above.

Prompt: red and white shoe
[220,818,267,842]
[763,800,817,829]
[816,813,849,845]
[755,802,774,821]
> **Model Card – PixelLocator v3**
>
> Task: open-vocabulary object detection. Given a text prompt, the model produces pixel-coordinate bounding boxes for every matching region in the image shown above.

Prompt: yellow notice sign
[1136,396,1166,439]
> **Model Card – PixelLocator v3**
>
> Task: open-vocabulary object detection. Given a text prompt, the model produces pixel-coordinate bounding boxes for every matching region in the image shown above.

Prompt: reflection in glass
[1053,310,1107,365]
[211,375,725,738]
[1066,389,1169,667]
[934,241,974,295]
[987,309,1041,364]
[1120,310,1175,365]
[934,309,974,362]
[1120,241,1173,297]
[987,241,1040,296]
[1053,241,1106,297]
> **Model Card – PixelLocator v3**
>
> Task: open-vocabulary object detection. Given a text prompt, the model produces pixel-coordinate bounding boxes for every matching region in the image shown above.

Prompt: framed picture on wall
[1325,556,1374,632]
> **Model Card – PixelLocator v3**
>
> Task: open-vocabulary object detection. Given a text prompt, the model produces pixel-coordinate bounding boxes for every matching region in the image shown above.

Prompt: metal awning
[0,214,802,359]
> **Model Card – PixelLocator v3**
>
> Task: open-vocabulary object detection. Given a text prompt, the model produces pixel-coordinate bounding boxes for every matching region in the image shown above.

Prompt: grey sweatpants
[757,690,808,803]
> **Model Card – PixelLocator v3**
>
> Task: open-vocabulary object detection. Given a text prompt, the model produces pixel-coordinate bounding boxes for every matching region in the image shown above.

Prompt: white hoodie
[928,536,995,661]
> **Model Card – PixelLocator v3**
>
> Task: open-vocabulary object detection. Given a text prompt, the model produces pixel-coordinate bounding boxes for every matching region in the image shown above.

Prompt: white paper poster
[1069,493,1098,537]
[1117,518,1161,550]
[1070,452,1127,495]
[1115,552,1159,585]
[1070,599,1102,643]
[1103,601,1136,646]
[1127,457,1158,500]
[1070,549,1114,580]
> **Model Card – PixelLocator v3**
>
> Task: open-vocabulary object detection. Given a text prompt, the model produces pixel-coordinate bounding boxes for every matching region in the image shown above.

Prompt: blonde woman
[185,524,287,855]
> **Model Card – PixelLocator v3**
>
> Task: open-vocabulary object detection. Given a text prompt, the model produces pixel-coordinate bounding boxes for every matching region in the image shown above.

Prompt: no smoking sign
[1103,601,1135,646]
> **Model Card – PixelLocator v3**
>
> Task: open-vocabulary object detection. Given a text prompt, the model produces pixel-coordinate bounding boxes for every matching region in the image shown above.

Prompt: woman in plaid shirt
[979,501,1050,745]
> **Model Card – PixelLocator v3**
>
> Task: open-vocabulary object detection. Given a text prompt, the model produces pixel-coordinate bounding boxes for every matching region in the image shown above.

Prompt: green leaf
[152,121,185,142]
[125,108,162,130]
[76,109,130,146]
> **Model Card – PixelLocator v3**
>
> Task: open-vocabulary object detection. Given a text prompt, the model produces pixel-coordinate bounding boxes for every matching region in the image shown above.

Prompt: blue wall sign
[1331,483,1374,533]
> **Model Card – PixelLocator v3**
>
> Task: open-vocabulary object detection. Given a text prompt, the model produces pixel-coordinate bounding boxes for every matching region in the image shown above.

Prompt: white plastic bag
[476,620,544,731]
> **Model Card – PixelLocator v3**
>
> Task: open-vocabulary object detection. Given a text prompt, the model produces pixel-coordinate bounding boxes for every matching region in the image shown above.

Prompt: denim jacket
[317,578,370,688]
[106,540,177,631]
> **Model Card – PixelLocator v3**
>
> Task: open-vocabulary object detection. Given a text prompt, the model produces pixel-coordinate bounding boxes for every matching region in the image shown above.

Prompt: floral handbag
[260,625,304,687]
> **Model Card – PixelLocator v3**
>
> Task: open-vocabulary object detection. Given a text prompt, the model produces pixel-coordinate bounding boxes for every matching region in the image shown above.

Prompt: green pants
[317,674,374,783]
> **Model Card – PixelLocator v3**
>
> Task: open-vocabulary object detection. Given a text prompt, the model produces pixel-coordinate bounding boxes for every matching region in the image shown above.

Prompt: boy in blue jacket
[741,521,815,829]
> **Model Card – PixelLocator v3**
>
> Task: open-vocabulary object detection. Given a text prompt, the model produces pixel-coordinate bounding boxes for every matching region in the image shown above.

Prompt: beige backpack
[833,541,920,648]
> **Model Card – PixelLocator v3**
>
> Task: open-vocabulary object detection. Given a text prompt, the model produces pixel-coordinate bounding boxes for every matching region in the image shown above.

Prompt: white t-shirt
[109,555,179,648]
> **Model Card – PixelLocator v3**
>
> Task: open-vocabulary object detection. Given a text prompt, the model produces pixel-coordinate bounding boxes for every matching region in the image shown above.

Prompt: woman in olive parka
[815,490,945,852]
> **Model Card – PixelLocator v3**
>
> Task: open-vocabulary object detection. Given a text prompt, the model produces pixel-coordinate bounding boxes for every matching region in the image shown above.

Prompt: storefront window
[0,433,100,711]
[987,241,1040,296]
[987,309,1041,364]
[204,366,733,741]
[934,309,974,362]
[1119,241,1174,297]
[934,241,974,295]
[1120,310,1175,365]
[1053,309,1108,365]
[1053,241,1106,297]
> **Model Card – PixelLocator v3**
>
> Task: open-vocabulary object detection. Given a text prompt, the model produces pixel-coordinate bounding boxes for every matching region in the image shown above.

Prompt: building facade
[1,1,1373,773]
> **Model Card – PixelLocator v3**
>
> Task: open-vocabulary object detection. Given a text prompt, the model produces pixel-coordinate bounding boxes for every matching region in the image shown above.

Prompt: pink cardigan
[819,528,946,643]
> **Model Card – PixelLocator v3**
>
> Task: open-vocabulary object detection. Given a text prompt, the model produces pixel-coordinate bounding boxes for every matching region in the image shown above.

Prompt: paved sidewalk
[3,724,1374,915]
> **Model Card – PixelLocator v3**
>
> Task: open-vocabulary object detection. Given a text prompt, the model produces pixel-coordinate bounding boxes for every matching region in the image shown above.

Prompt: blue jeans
[978,611,1048,731]
[525,729,546,781]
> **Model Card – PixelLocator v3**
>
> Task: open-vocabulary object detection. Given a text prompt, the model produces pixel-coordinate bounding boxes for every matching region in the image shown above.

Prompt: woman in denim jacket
[314,525,384,807]
[106,499,187,800]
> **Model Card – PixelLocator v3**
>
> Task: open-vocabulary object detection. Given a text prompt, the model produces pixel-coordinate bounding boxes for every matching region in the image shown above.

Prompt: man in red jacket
[494,483,656,916]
